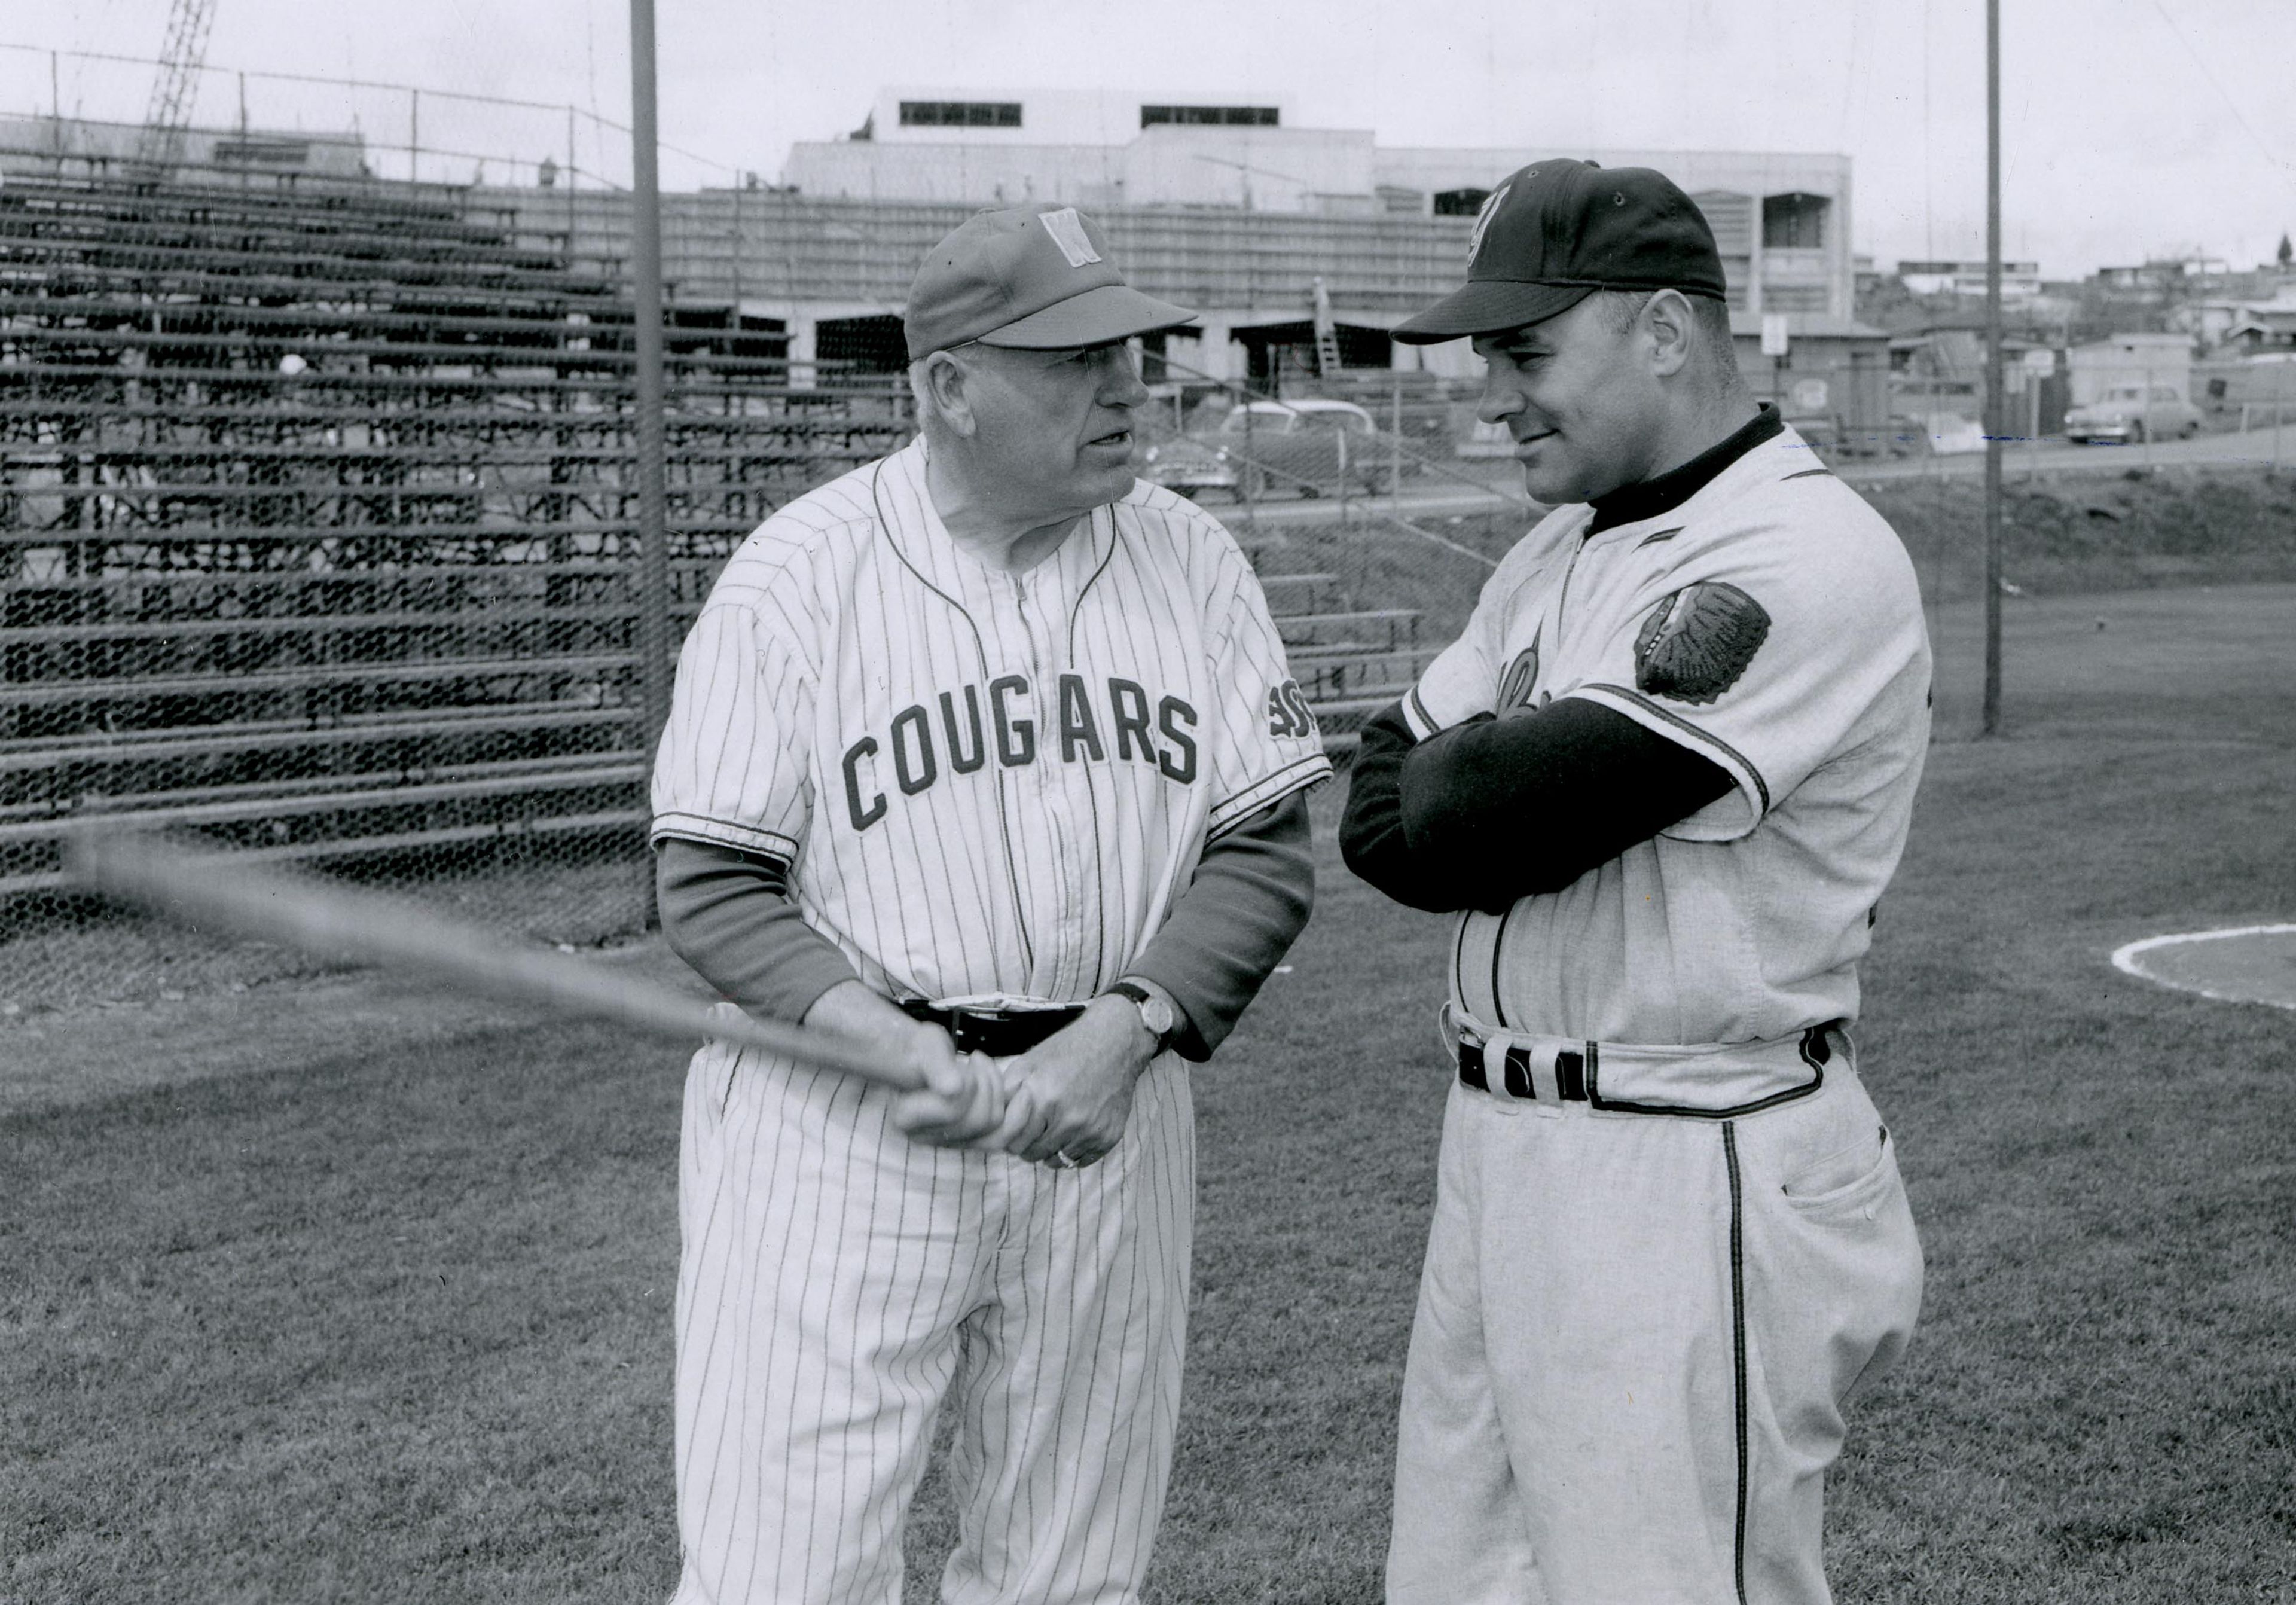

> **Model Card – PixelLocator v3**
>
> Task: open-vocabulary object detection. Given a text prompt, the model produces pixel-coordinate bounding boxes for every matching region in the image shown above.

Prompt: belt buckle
[947,1011,994,1057]
[952,1007,1037,1058]
[950,1003,1084,1059]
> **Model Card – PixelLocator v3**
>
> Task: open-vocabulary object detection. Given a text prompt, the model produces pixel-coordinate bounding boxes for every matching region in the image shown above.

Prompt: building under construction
[445,93,1879,410]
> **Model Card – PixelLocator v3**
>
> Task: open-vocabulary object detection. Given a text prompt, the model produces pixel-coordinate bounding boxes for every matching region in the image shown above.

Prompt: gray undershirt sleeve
[654,788,1317,1061]
[654,837,860,1023]
[1123,788,1317,1063]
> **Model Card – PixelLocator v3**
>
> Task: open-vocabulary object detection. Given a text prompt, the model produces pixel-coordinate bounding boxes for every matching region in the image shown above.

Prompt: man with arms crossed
[1344,161,1928,1604]
[649,203,1327,1603]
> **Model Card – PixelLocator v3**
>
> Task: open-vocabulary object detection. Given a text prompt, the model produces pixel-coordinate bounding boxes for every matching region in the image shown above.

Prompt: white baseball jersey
[1403,423,1931,1044]
[1386,423,1930,1605]
[651,434,1330,1006]
[649,436,1327,1604]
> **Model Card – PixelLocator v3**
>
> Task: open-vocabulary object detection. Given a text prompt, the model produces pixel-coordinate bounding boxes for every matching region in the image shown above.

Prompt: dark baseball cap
[1393,160,1728,344]
[904,204,1198,362]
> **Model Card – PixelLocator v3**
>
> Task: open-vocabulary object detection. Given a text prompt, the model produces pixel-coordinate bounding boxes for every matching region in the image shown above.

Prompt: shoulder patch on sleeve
[1266,678,1319,740]
[1634,581,1771,705]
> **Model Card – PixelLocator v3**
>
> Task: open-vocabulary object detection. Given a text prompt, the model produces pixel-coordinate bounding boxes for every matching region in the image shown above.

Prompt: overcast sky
[9,0,2294,280]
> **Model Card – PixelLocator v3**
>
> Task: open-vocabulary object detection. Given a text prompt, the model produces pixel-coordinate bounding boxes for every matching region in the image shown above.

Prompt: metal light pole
[630,0,672,754]
[1981,0,2005,736]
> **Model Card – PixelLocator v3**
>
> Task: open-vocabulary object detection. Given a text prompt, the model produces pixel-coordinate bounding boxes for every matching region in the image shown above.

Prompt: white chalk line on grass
[2109,923,2296,1012]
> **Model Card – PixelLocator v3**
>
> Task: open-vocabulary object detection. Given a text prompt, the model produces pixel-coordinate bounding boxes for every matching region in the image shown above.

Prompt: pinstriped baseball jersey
[1405,424,1931,1044]
[652,433,1323,1603]
[651,435,1330,1005]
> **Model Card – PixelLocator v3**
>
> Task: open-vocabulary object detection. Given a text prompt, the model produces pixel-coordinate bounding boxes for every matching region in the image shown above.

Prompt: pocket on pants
[1742,1081,1925,1412]
[1781,1124,1898,1225]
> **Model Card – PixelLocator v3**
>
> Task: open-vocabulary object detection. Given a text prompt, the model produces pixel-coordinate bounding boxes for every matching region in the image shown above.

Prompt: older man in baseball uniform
[649,203,1328,1603]
[1343,160,1928,1604]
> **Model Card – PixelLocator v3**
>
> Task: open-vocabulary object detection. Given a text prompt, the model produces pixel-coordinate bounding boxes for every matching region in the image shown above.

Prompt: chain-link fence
[1136,355,1529,733]
[0,158,909,1008]
[57,128,2271,1013]
[0,114,1552,1011]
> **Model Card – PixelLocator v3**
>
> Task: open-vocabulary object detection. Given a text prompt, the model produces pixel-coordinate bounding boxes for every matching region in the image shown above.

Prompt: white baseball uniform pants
[670,1043,1194,1605]
[1385,1044,1922,1605]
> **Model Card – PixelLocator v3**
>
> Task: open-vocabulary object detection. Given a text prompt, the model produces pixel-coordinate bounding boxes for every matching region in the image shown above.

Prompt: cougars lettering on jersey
[1405,424,1931,1044]
[652,437,1329,1008]
[836,670,1202,833]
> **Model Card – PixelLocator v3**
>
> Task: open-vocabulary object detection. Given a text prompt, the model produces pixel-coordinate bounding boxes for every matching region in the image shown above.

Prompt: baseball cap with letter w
[904,204,1198,361]
[1394,159,1728,344]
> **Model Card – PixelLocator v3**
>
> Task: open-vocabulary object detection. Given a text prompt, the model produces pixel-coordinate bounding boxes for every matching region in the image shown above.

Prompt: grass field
[5,580,2294,1603]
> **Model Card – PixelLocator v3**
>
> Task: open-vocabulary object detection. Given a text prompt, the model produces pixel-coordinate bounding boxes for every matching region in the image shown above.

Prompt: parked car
[1214,399,1398,498]
[2065,385,2203,444]
[1138,431,1238,499]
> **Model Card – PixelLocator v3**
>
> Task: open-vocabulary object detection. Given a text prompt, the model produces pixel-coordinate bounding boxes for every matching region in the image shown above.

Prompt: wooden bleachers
[0,167,905,901]
[1254,571,1438,739]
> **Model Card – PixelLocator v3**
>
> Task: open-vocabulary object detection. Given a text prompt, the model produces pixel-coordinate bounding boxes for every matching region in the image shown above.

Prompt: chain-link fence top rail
[1,39,730,193]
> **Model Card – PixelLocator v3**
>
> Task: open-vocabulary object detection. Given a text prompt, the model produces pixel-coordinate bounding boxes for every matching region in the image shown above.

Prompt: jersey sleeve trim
[648,811,801,865]
[1574,682,1773,816]
[1205,752,1333,841]
[1403,688,1442,739]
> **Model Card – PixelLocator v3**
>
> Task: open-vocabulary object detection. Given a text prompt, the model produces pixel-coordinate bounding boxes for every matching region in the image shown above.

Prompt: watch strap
[1106,979,1179,1054]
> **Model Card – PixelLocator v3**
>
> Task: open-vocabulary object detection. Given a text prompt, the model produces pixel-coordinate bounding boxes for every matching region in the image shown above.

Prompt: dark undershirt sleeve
[654,837,861,1023]
[1122,788,1316,1063]
[1341,696,1733,914]
[1338,702,1476,914]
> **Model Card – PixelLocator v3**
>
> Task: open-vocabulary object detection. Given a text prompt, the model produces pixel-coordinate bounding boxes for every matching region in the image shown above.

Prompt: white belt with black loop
[1442,1003,1842,1119]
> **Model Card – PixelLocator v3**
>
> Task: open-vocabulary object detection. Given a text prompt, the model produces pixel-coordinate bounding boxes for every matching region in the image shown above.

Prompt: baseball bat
[66,832,923,1093]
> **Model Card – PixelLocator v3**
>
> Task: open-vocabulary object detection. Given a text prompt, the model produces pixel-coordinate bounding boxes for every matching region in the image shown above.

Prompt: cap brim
[1391,280,1597,345]
[973,283,1198,349]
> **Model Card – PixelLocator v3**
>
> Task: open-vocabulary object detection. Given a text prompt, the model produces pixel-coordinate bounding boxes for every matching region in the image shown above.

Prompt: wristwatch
[1106,979,1180,1056]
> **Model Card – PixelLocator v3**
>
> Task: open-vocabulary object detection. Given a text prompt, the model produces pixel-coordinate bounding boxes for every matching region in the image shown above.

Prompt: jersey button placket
[1015,570,1085,996]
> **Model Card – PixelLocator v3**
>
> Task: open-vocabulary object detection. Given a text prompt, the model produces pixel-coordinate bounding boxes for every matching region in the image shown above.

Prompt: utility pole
[1981,0,2005,737]
[630,0,673,765]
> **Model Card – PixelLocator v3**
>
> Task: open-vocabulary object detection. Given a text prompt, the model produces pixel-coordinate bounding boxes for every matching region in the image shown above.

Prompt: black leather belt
[1455,1023,1836,1103]
[901,1000,1085,1058]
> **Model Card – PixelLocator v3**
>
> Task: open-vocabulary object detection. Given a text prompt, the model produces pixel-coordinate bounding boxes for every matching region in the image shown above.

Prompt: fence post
[1241,399,1257,538]
[1391,368,1403,517]
[408,89,420,184]
[565,105,578,263]
[2027,375,2039,483]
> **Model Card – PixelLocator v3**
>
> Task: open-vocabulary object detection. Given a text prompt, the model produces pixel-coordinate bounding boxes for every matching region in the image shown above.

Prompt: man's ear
[1643,289,1696,380]
[926,352,979,437]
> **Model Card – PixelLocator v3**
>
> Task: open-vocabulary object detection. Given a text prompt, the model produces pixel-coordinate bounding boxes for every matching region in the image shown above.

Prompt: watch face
[1140,993,1176,1037]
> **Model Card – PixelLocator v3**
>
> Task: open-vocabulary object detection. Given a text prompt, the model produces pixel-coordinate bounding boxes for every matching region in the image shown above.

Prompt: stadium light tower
[133,0,219,183]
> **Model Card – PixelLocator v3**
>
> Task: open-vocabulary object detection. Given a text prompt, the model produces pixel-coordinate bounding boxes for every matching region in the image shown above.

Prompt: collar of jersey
[887,435,1114,593]
[1581,404,1787,538]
